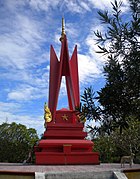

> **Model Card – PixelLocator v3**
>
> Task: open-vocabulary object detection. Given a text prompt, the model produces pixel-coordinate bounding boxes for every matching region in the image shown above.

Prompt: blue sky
[0,0,129,136]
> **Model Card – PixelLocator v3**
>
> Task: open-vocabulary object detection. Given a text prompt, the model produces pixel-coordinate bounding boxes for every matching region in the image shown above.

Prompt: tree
[94,0,140,131]
[97,55,131,131]
[76,86,101,137]
[111,117,140,157]
[78,0,140,136]
[0,122,39,163]
[93,135,117,163]
[93,118,140,163]
[78,87,101,121]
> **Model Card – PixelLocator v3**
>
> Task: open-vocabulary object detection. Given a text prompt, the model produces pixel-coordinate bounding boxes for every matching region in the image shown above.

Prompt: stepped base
[35,152,99,165]
[43,123,87,139]
[35,109,100,165]
[35,139,100,165]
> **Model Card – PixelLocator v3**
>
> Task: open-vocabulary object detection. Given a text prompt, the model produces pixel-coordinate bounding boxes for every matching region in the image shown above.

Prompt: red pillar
[48,35,80,121]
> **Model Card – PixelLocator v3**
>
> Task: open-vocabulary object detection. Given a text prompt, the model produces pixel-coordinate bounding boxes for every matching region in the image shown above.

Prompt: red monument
[34,18,99,165]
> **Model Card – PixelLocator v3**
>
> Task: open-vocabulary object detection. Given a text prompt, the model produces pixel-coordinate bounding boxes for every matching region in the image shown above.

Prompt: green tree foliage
[76,87,101,137]
[78,0,140,134]
[77,87,101,122]
[111,117,140,156]
[0,122,39,163]
[93,135,117,163]
[94,118,140,163]
[95,0,140,131]
[78,0,140,162]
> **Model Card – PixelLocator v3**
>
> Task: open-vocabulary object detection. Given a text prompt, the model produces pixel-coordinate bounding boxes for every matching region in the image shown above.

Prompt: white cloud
[64,1,86,13]
[0,101,44,135]
[0,102,21,113]
[86,25,104,53]
[7,84,48,101]
[0,1,52,72]
[0,13,47,70]
[59,77,67,95]
[80,1,91,11]
[88,0,112,10]
[87,0,129,11]
[16,15,43,44]
[4,0,27,11]
[78,53,101,85]
[29,0,60,11]
[29,0,92,14]
[0,110,44,135]
[0,36,30,69]
[85,24,109,66]
[66,22,79,39]
[3,0,130,20]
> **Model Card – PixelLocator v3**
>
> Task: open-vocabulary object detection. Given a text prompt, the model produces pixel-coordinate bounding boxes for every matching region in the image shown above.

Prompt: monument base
[35,152,99,165]
[34,109,100,165]
[35,139,100,165]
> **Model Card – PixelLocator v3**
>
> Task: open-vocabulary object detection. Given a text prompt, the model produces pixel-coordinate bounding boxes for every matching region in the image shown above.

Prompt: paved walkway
[0,163,140,173]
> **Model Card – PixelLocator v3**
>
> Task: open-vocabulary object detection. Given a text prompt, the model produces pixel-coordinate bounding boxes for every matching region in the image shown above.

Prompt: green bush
[0,122,39,163]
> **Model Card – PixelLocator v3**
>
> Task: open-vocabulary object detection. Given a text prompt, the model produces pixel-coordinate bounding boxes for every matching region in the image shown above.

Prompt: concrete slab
[0,163,140,179]
[1,163,140,173]
[114,171,128,179]
[35,172,45,179]
[44,171,114,179]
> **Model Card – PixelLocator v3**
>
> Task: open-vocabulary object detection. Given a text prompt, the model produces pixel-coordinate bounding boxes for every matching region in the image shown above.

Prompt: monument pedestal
[35,109,100,165]
[35,139,99,165]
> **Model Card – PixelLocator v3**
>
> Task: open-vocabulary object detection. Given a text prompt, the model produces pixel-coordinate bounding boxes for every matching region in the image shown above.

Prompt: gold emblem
[62,114,68,121]
[44,102,52,123]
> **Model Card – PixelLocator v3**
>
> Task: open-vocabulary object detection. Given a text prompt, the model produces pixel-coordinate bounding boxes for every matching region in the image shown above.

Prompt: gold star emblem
[62,114,68,121]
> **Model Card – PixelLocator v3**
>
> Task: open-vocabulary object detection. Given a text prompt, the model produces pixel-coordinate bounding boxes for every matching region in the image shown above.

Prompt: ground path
[0,163,140,173]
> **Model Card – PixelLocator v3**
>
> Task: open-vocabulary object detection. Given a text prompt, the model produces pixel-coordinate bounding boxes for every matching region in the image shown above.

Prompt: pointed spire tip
[60,17,66,42]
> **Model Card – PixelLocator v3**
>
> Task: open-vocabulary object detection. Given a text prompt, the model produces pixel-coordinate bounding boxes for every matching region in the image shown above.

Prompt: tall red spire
[48,19,80,121]
[34,18,100,165]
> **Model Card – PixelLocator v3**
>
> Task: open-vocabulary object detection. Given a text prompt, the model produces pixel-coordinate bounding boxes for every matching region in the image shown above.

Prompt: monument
[34,18,99,165]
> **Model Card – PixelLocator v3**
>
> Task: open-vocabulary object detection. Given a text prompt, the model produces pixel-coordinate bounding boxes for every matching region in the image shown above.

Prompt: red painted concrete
[34,32,99,165]
[43,123,87,139]
[48,35,80,121]
[35,152,99,165]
